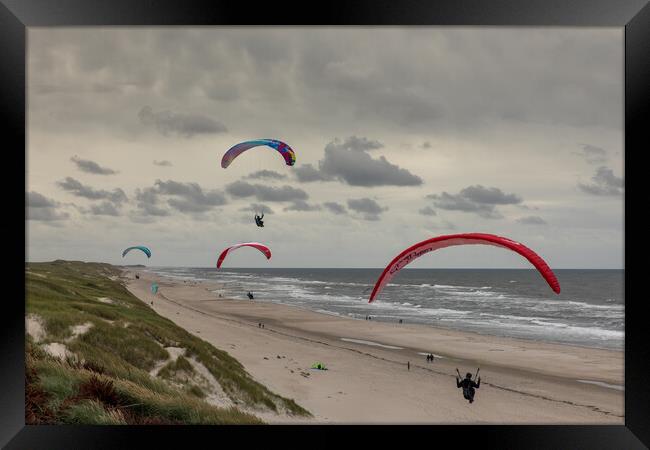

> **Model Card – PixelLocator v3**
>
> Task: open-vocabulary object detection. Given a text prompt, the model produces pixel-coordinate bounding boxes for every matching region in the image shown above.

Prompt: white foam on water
[340,338,403,350]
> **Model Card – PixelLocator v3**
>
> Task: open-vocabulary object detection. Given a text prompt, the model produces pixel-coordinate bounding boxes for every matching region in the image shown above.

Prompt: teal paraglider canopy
[151,283,159,295]
[122,246,152,258]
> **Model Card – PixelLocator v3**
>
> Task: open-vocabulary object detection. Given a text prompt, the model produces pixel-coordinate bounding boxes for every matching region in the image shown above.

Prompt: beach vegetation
[26,260,311,424]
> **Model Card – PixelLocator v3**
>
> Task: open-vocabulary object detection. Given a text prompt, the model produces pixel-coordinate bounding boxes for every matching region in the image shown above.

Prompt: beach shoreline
[124,268,624,424]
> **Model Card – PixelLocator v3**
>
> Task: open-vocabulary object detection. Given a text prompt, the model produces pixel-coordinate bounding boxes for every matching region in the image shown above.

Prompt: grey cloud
[138,105,227,137]
[576,144,608,164]
[134,187,170,216]
[347,198,388,221]
[578,166,624,196]
[89,201,120,216]
[153,160,173,167]
[316,138,422,187]
[28,29,621,141]
[225,181,308,203]
[167,198,213,213]
[27,191,56,208]
[27,208,70,221]
[154,179,227,212]
[71,156,117,175]
[255,185,308,202]
[460,185,522,205]
[239,203,274,215]
[299,29,620,130]
[418,206,437,216]
[57,177,127,204]
[26,191,69,221]
[333,136,384,152]
[284,200,322,212]
[224,180,256,198]
[294,164,333,183]
[517,216,548,225]
[323,202,347,215]
[427,185,522,219]
[245,170,287,180]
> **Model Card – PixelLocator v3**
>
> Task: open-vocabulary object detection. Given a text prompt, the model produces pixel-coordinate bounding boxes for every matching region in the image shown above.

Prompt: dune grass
[26,260,310,424]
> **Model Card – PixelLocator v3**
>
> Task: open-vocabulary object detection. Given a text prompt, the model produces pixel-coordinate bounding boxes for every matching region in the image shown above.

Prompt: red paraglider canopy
[369,233,560,303]
[216,242,272,269]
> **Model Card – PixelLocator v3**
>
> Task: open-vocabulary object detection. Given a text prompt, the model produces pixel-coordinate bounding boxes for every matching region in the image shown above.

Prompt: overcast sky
[26,28,624,269]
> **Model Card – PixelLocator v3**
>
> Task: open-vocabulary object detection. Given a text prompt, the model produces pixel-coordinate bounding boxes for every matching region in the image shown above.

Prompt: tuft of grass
[158,355,195,380]
[62,399,127,425]
[25,361,56,424]
[187,384,206,399]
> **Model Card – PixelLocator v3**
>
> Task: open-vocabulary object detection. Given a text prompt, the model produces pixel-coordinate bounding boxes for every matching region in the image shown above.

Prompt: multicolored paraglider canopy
[221,139,296,169]
[216,242,272,269]
[369,233,560,303]
[122,246,152,258]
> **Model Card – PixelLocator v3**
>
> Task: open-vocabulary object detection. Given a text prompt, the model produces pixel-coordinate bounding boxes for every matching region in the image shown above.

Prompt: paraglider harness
[456,368,480,403]
[254,213,264,227]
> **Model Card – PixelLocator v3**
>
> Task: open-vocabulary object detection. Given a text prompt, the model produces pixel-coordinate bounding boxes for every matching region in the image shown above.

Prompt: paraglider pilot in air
[254,213,264,227]
[456,369,480,403]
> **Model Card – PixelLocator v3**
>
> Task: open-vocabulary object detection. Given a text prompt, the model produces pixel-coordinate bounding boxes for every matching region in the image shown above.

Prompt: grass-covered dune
[25,260,310,424]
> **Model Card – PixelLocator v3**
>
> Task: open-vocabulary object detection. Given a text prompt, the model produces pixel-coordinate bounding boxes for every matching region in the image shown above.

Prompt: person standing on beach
[407,361,410,371]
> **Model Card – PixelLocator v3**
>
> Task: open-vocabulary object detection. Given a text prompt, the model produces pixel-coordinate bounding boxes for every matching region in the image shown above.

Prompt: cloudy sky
[26,28,623,268]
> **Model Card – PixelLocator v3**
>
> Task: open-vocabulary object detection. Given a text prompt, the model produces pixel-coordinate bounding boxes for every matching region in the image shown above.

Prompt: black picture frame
[3,0,648,448]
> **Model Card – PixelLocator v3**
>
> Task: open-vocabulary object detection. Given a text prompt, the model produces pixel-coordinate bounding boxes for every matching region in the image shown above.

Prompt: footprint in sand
[264,357,269,360]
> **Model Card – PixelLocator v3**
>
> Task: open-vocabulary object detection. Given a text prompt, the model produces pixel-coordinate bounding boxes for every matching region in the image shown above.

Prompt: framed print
[3,0,649,448]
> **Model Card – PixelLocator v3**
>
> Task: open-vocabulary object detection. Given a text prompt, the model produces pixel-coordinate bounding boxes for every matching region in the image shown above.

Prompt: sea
[145,267,624,351]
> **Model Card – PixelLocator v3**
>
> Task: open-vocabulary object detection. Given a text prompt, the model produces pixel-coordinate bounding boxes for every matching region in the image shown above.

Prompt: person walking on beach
[456,369,480,403]
[407,361,410,371]
[247,291,254,300]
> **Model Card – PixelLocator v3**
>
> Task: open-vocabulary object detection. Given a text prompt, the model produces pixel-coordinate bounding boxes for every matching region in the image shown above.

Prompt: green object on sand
[311,362,327,370]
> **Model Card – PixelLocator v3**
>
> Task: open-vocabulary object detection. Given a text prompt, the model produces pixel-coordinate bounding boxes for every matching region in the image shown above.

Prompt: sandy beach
[125,270,624,424]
